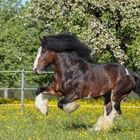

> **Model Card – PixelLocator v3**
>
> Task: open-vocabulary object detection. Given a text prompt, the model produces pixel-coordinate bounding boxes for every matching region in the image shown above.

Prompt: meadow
[0,100,140,140]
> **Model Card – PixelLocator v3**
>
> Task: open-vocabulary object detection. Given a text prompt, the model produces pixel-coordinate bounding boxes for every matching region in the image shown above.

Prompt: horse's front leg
[35,92,48,115]
[35,86,63,115]
[36,86,63,96]
[58,92,80,113]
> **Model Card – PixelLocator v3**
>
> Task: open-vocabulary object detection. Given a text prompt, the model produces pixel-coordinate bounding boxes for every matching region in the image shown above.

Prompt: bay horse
[33,33,140,131]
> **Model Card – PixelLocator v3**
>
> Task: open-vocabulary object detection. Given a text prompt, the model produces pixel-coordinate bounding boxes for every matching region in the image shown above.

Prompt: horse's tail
[132,72,140,96]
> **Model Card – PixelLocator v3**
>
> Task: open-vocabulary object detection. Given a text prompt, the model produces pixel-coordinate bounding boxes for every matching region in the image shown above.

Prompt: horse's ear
[38,28,43,41]
[39,36,42,41]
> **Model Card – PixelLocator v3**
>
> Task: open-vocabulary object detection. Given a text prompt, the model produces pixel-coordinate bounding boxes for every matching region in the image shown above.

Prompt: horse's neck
[54,52,86,73]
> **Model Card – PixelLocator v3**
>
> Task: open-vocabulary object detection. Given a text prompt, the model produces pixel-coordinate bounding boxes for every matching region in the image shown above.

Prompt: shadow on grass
[110,127,140,133]
[65,123,92,130]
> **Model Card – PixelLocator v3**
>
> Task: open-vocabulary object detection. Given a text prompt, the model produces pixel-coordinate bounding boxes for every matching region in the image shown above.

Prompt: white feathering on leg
[94,101,119,132]
[63,102,80,113]
[35,93,48,115]
[104,106,107,117]
[94,116,113,132]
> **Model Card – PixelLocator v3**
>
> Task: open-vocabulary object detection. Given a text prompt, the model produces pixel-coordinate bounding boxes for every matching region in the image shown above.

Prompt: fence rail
[0,69,140,111]
[0,70,54,73]
[0,88,37,90]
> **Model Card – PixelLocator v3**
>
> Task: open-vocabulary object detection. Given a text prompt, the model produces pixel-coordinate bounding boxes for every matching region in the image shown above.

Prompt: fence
[0,67,53,111]
[0,69,140,111]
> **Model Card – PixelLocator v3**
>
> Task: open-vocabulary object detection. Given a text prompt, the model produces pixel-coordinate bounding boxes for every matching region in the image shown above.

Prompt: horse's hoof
[35,99,49,115]
[94,116,113,132]
[88,126,100,132]
[94,126,101,132]
[40,99,49,115]
[63,102,80,113]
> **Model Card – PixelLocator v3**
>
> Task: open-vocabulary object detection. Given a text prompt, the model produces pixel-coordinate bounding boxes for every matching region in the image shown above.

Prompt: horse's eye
[42,50,46,53]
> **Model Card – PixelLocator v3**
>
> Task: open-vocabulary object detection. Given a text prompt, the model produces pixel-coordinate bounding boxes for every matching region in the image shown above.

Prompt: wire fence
[0,68,53,111]
[0,69,140,111]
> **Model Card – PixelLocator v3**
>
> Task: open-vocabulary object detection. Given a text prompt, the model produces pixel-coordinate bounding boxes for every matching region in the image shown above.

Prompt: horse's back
[103,63,126,77]
[90,63,124,81]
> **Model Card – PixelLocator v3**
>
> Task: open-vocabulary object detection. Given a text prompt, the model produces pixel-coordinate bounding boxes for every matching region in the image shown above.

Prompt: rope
[0,104,140,109]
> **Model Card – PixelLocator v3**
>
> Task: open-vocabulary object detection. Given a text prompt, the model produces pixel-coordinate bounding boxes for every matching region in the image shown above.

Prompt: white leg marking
[104,106,107,117]
[63,102,80,113]
[94,94,119,132]
[33,47,42,70]
[35,93,48,115]
[108,101,119,120]
[94,116,114,132]
[84,92,92,99]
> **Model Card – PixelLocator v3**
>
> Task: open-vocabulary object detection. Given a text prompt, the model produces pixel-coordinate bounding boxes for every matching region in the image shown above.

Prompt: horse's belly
[84,82,111,99]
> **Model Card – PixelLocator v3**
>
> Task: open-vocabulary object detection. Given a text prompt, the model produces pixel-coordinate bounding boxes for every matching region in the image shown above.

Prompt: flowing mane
[41,33,92,62]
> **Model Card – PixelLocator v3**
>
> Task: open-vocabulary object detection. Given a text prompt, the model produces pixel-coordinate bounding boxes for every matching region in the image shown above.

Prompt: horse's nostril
[33,68,37,73]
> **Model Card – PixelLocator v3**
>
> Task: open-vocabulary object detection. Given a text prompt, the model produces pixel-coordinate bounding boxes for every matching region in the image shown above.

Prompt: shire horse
[33,33,140,131]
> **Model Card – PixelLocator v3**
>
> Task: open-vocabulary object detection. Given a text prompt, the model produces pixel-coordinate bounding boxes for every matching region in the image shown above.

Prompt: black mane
[41,33,92,62]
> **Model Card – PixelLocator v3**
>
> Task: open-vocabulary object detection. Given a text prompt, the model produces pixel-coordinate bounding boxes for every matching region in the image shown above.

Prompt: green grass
[0,101,140,140]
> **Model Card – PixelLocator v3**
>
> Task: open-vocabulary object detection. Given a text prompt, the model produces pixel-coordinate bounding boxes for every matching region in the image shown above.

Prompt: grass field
[0,100,140,140]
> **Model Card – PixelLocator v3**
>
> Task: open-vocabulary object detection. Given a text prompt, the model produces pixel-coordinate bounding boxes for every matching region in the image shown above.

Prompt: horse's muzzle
[33,68,41,74]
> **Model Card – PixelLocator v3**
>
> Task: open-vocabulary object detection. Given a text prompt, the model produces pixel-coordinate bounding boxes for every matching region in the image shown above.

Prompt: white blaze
[33,47,42,70]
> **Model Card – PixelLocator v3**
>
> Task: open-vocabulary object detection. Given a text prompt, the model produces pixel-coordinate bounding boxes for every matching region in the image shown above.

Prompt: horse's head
[33,47,55,73]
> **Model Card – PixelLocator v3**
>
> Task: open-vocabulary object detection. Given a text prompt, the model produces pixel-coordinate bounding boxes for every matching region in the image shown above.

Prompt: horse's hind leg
[94,93,121,132]
[104,93,112,116]
[99,79,134,130]
[110,91,130,118]
[95,89,132,131]
[109,74,135,119]
[93,94,113,131]
[108,95,121,120]
[94,78,134,132]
